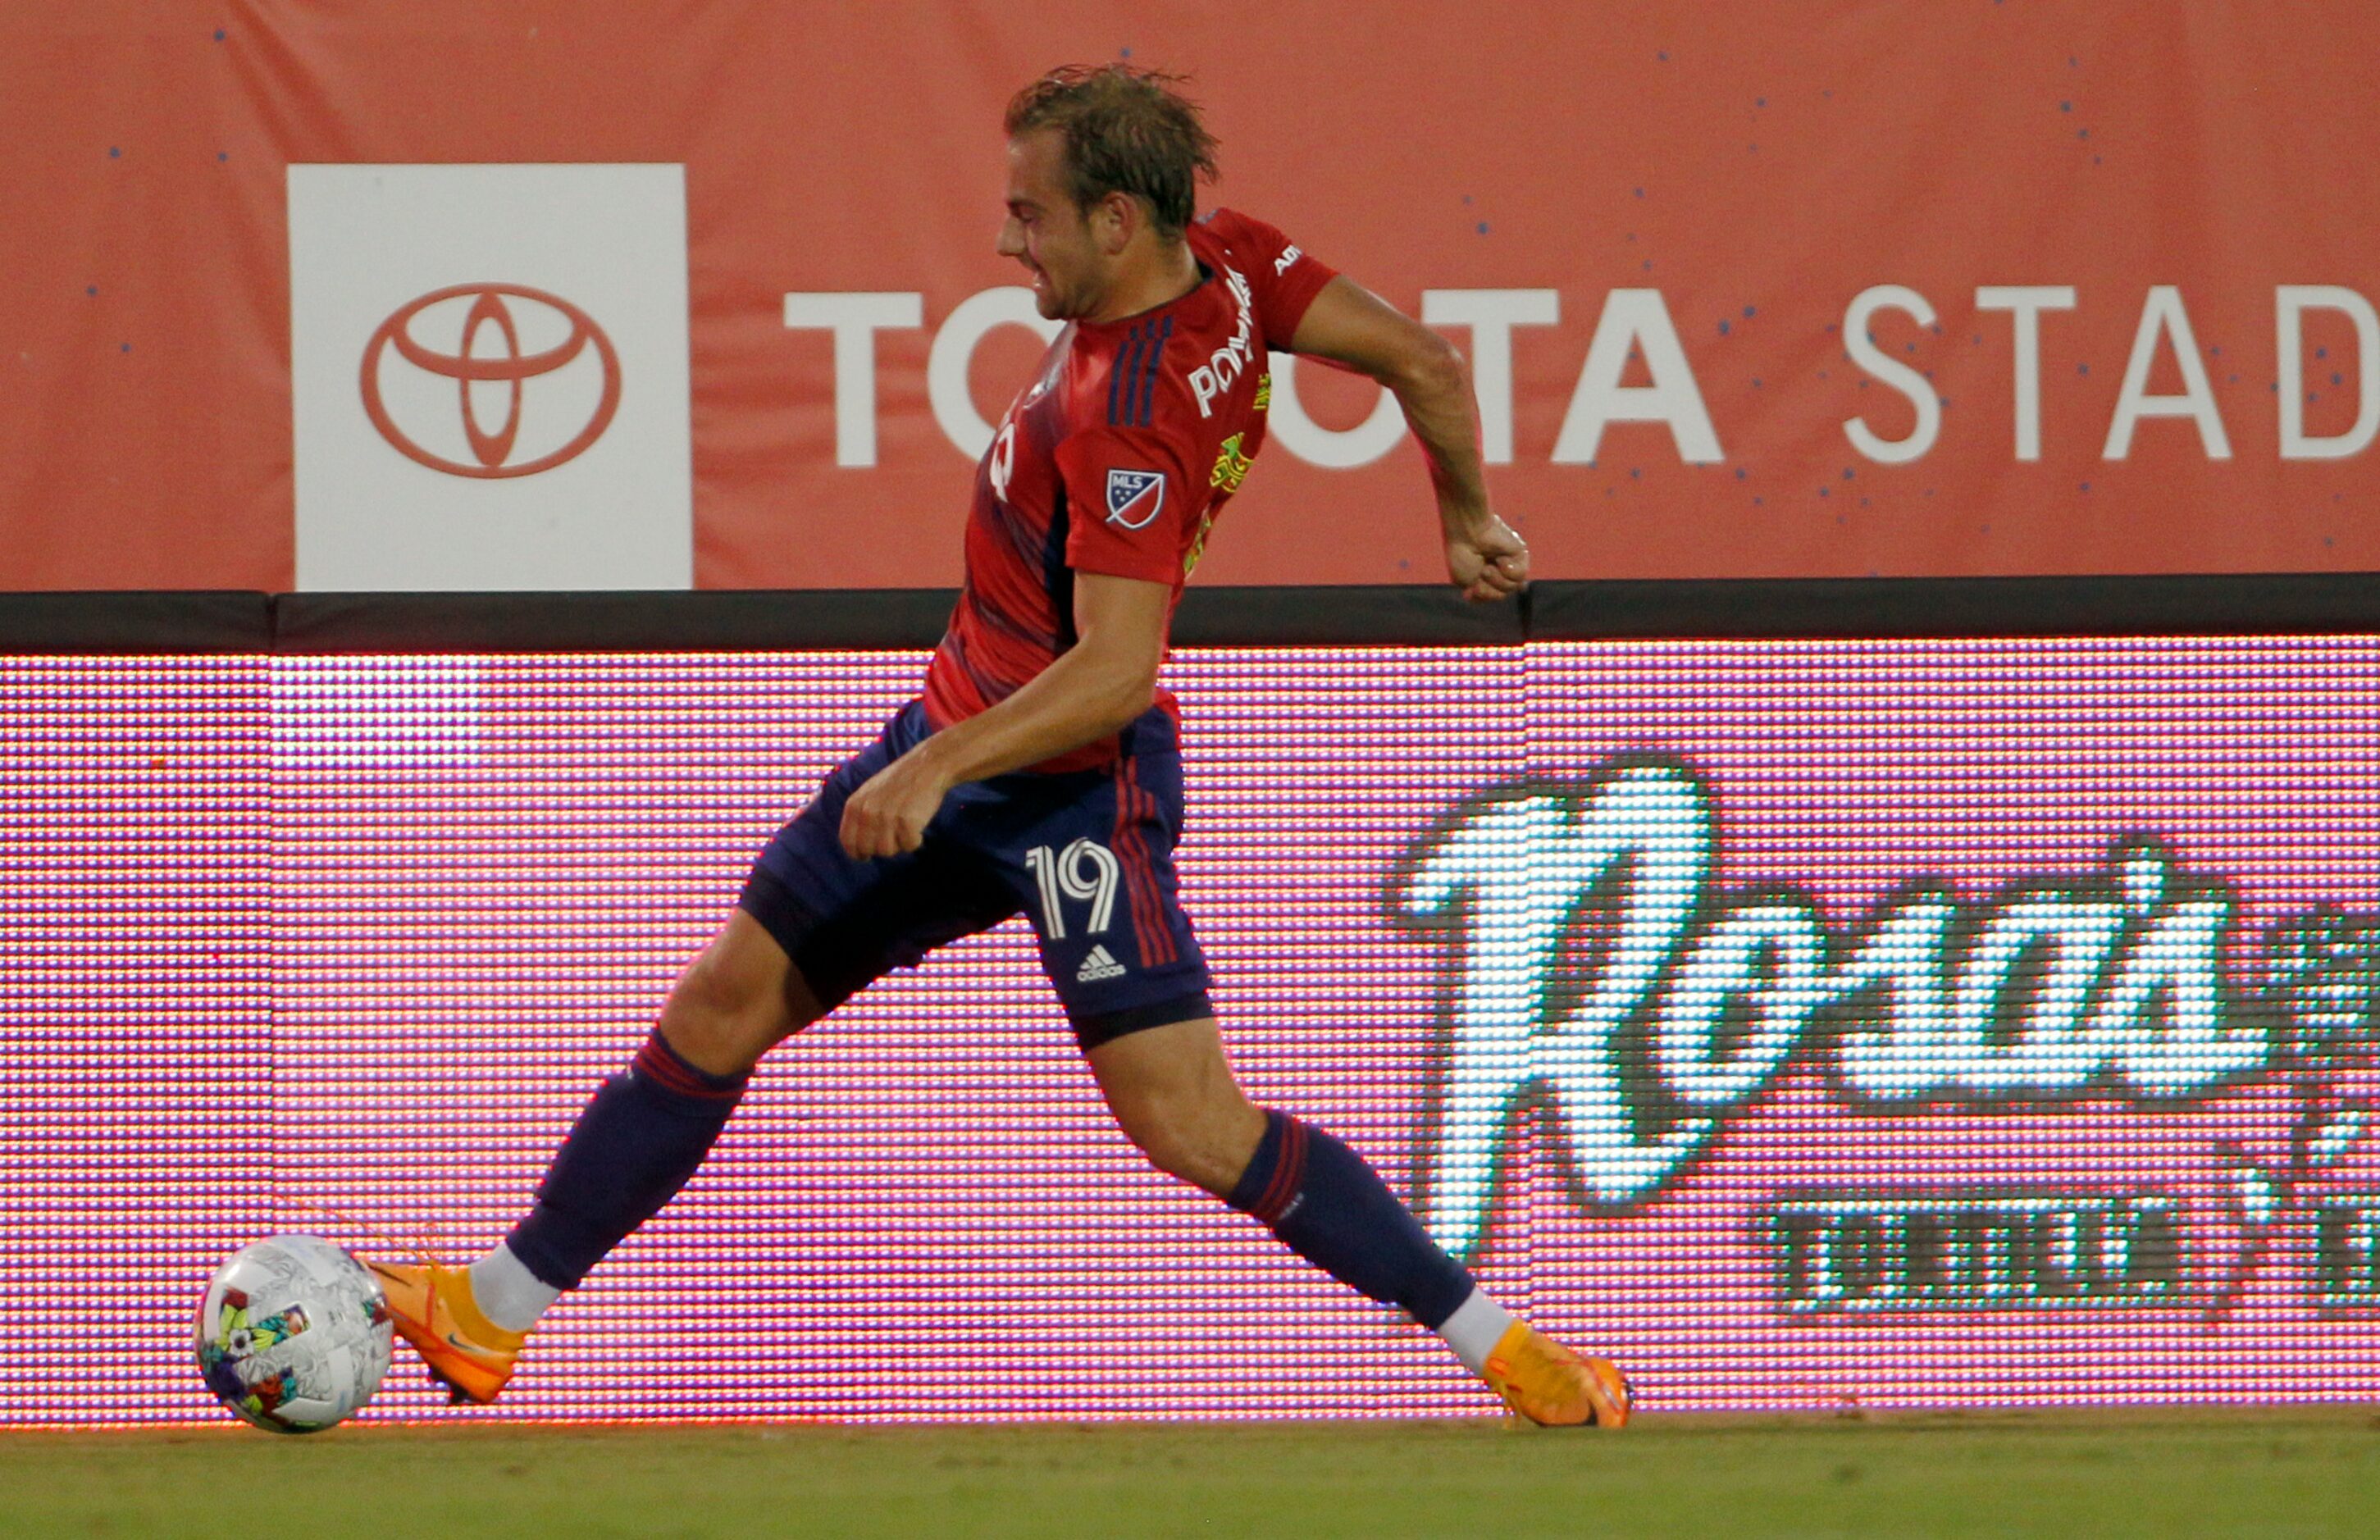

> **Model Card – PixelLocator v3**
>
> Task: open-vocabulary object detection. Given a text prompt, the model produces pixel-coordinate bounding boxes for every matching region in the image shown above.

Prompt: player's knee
[1128,1122,1214,1191]
[1115,1096,1261,1197]
[671,945,755,1022]
[662,928,808,1074]
[1119,1113,1185,1181]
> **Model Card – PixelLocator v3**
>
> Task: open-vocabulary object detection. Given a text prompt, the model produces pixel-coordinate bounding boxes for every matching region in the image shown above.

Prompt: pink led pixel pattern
[1,659,273,1421]
[5,639,2379,1425]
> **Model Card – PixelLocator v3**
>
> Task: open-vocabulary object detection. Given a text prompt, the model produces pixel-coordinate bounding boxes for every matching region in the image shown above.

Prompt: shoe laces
[275,1191,445,1267]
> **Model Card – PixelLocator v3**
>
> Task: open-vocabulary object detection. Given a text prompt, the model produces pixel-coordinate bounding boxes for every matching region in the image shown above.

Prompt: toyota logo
[360,284,622,477]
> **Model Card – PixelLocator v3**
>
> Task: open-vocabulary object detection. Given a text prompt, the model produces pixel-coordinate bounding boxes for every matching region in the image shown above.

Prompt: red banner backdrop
[3,2,2376,590]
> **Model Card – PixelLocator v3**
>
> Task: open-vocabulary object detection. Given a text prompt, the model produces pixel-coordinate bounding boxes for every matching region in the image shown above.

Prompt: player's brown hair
[1005,64,1219,242]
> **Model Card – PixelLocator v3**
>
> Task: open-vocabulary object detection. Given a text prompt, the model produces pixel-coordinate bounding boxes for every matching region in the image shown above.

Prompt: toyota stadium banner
[7,635,2380,1424]
[3,2,2378,593]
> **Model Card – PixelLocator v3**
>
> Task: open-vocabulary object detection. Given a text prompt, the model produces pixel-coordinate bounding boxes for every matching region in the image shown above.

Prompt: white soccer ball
[194,1234,393,1433]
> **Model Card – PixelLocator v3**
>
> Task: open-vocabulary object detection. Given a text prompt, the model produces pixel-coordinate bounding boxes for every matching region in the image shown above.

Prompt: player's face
[998,130,1109,321]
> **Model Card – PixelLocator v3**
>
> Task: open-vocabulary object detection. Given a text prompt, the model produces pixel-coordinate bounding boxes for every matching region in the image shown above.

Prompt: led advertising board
[5,639,2377,1422]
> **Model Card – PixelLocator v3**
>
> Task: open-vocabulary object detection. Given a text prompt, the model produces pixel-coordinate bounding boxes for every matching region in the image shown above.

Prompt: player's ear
[1094,190,1138,254]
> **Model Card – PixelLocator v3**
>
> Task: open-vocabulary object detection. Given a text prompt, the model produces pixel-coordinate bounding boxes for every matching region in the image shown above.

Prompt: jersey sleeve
[1055,425,1201,585]
[1202,207,1338,349]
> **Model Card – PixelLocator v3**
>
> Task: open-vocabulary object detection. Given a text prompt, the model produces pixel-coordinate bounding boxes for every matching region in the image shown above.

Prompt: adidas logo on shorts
[1076,944,1128,982]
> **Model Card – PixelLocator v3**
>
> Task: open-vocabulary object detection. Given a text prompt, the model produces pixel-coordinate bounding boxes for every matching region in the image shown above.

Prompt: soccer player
[372,63,1631,1428]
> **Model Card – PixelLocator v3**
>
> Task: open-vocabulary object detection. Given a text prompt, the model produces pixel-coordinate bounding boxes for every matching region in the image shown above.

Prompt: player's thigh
[736,702,1014,1011]
[1086,1016,1265,1196]
[742,835,1017,1015]
[659,910,828,1076]
[675,908,828,1028]
[732,704,995,995]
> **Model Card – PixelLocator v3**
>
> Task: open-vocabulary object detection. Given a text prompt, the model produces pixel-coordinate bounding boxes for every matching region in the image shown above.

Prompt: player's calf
[367,927,789,1401]
[499,1024,752,1307]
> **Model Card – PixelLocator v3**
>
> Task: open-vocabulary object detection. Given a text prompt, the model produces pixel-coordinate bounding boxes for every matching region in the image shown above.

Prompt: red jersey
[922,208,1338,771]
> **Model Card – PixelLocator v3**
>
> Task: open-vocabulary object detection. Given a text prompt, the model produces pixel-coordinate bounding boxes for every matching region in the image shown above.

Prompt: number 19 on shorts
[1024,839,1121,940]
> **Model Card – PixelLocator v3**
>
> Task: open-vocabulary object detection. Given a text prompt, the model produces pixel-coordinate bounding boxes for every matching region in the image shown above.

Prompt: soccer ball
[194,1234,393,1433]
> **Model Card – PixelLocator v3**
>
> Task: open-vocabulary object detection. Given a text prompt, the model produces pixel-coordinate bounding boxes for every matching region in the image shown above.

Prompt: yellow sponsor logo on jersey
[1209,432,1253,494]
[1252,373,1271,412]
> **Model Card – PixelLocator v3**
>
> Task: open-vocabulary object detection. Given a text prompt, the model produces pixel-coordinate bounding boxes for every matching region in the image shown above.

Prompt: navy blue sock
[1226,1109,1477,1329]
[505,1029,748,1289]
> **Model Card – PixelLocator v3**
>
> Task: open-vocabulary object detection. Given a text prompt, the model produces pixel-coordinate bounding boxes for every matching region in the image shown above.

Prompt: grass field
[5,1408,2373,1538]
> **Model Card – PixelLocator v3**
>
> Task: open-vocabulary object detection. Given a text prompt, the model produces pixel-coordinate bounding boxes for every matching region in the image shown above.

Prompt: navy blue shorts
[737,700,1213,1051]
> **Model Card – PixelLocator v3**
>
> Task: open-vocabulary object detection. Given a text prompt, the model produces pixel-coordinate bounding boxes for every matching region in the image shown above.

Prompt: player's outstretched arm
[838,572,1169,858]
[1288,276,1528,603]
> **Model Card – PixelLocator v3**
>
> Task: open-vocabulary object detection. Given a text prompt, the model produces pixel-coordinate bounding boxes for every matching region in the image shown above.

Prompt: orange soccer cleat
[366,1257,527,1406]
[1480,1322,1634,1428]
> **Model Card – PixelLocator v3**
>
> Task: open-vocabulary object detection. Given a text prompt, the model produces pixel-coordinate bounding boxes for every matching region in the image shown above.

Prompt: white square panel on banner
[289,164,692,590]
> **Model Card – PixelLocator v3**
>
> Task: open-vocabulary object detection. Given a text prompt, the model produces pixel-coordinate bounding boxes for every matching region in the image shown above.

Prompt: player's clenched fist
[1445,513,1530,603]
[839,752,953,859]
